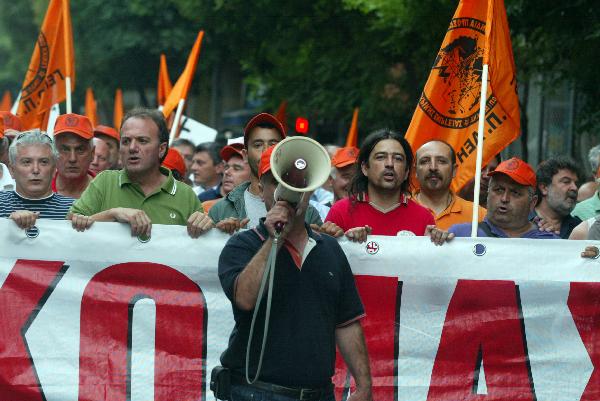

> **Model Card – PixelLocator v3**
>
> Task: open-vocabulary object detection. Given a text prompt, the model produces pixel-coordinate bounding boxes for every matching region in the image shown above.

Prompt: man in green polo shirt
[69,108,213,238]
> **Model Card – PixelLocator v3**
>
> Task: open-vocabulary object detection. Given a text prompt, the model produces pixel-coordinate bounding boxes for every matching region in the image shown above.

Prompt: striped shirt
[0,191,75,219]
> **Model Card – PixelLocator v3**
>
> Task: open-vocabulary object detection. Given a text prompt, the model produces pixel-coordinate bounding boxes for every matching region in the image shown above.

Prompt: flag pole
[169,98,185,145]
[11,91,21,114]
[62,0,72,113]
[470,64,489,238]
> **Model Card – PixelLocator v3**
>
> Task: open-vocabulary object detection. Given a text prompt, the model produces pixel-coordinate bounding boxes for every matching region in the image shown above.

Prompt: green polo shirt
[70,167,203,225]
[572,191,600,221]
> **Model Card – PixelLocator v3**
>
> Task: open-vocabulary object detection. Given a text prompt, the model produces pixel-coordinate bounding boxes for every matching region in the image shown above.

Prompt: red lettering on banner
[78,262,206,401]
[568,283,600,401]
[0,259,67,401]
[427,280,535,401]
[334,276,400,400]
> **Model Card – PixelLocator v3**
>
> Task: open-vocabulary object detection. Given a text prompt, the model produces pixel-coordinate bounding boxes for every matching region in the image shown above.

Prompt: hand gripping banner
[0,219,599,401]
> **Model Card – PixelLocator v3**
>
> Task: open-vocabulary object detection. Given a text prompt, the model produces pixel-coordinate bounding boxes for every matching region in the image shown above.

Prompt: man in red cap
[209,113,321,233]
[217,143,373,401]
[329,146,359,205]
[93,125,120,171]
[52,113,96,199]
[162,147,187,181]
[449,157,559,238]
[201,144,251,212]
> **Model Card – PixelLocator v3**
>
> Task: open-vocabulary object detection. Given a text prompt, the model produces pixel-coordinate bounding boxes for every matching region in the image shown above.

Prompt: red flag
[162,31,204,118]
[405,0,520,191]
[113,88,123,129]
[345,107,359,148]
[85,88,98,126]
[0,91,12,111]
[157,54,173,107]
[274,100,288,132]
[17,0,75,130]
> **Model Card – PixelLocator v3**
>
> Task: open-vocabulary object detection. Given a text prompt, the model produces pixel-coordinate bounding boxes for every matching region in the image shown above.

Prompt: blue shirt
[0,191,74,219]
[449,217,560,239]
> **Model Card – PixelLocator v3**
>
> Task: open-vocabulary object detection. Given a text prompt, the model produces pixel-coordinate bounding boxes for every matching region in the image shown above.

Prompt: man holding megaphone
[216,142,372,401]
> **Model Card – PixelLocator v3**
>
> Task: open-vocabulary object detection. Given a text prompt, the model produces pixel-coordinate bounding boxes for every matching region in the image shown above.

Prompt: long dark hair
[348,128,414,200]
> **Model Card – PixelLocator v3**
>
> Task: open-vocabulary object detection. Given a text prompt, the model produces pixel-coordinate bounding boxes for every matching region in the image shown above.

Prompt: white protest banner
[0,219,599,401]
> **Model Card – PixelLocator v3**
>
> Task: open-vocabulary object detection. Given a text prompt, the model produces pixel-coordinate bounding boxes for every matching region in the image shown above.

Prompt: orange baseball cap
[488,157,536,186]
[54,113,94,140]
[244,113,286,142]
[94,125,120,142]
[331,146,359,168]
[162,148,187,177]
[220,143,244,162]
[258,144,276,178]
[0,111,22,134]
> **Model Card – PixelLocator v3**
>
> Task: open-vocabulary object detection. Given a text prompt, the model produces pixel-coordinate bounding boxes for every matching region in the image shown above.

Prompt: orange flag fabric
[404,0,520,192]
[17,0,75,130]
[346,107,359,148]
[274,100,288,132]
[157,54,173,107]
[85,88,98,126]
[162,30,204,118]
[0,91,12,111]
[113,88,123,129]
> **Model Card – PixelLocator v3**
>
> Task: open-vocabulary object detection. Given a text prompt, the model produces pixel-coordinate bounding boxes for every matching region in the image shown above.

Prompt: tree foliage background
[0,0,598,135]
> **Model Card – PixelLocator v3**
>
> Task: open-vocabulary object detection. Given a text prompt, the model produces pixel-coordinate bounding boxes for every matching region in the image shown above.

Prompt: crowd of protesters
[1,107,599,249]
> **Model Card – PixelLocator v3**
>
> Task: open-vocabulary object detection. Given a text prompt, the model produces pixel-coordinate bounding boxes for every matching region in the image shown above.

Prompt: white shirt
[0,163,15,192]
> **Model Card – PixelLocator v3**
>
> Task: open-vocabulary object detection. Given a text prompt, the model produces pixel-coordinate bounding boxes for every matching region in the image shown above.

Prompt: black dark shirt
[529,210,582,239]
[218,222,364,387]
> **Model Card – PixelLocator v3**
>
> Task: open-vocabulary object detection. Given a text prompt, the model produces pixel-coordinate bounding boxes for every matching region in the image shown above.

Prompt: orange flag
[0,91,11,111]
[345,107,359,148]
[162,30,205,118]
[405,0,519,192]
[274,100,288,132]
[17,0,75,130]
[85,88,98,126]
[113,88,123,129]
[157,54,173,107]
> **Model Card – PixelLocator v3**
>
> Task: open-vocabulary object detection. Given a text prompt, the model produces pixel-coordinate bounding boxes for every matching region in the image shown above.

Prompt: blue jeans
[230,384,336,401]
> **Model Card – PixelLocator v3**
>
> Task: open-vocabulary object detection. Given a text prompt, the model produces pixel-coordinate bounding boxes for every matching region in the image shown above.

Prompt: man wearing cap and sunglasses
[0,130,74,230]
[209,113,321,234]
[52,113,96,199]
[69,108,212,238]
[449,157,559,238]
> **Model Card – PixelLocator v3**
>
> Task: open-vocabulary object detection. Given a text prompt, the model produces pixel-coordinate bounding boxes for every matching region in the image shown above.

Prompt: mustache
[426,172,442,180]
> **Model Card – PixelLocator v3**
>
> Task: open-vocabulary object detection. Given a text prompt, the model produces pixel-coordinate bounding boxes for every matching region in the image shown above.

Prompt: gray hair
[589,144,600,174]
[8,129,58,165]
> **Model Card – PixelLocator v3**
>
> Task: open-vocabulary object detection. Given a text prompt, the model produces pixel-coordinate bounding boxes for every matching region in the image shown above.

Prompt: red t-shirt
[325,194,435,236]
[51,170,96,193]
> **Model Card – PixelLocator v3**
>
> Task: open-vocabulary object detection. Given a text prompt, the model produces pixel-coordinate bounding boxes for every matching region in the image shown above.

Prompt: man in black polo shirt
[218,145,372,401]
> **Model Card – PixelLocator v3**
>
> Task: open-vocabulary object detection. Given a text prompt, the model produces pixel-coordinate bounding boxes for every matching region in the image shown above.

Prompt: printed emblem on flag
[420,18,492,130]
[22,33,50,100]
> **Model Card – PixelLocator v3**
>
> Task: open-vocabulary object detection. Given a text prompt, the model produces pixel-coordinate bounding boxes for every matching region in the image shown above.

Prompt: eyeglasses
[15,130,53,143]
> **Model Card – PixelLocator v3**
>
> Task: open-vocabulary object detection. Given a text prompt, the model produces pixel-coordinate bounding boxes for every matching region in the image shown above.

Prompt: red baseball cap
[244,113,286,143]
[258,144,276,178]
[94,125,120,142]
[0,112,22,136]
[220,143,244,162]
[488,157,536,186]
[162,148,187,177]
[331,146,359,168]
[54,113,94,140]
